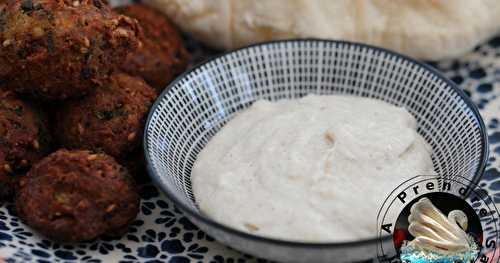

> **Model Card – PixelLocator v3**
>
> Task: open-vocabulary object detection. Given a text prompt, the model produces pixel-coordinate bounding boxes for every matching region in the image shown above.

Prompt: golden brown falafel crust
[0,90,50,199]
[16,149,140,242]
[0,0,141,100]
[115,4,189,92]
[55,73,156,158]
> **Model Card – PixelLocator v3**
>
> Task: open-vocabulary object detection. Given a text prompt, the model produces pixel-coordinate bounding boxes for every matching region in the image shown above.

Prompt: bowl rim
[143,38,489,249]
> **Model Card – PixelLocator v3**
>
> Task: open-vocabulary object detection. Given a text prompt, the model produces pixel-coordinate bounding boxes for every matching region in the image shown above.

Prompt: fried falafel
[55,73,156,158]
[16,149,140,242]
[115,4,189,92]
[0,0,141,100]
[0,90,50,199]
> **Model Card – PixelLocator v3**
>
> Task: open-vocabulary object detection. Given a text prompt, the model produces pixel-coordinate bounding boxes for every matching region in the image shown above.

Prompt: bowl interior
[144,40,487,238]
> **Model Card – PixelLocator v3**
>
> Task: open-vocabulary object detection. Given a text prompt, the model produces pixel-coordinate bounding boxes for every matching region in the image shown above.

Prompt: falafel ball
[55,73,156,158]
[115,4,190,92]
[16,149,140,242]
[0,90,50,199]
[0,0,141,100]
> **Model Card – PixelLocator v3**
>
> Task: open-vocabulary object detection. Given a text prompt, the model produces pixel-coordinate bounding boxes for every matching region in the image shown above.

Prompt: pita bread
[145,0,500,60]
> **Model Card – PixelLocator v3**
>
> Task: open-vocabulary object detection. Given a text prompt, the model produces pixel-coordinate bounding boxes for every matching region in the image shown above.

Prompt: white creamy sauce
[192,95,435,242]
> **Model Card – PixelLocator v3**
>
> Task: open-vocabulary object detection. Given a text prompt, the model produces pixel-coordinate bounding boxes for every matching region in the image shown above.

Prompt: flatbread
[145,0,500,60]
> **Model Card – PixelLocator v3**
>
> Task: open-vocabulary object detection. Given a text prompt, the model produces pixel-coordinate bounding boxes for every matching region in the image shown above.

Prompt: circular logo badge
[377,175,500,263]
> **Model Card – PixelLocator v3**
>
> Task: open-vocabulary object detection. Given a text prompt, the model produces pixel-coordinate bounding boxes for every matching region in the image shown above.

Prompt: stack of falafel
[0,0,189,242]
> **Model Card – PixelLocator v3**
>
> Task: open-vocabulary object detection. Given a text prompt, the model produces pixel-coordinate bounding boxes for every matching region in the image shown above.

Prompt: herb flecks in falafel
[0,0,141,100]
[55,73,156,158]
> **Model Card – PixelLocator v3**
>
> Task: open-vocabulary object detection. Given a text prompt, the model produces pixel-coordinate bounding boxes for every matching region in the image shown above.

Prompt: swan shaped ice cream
[407,197,474,254]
